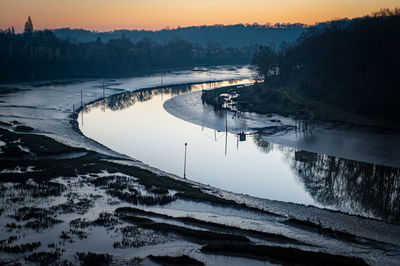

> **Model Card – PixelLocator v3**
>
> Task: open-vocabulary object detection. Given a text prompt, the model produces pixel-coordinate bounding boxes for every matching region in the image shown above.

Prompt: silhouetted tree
[96,36,102,45]
[24,16,34,34]
[0,19,254,82]
[252,46,278,80]
[252,8,400,120]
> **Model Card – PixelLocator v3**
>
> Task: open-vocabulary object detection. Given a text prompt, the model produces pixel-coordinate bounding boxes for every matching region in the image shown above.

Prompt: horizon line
[3,7,396,34]
[4,19,345,34]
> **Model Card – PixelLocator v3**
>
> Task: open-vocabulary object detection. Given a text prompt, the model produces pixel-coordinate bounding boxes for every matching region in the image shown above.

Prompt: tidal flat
[0,68,400,265]
[0,126,384,265]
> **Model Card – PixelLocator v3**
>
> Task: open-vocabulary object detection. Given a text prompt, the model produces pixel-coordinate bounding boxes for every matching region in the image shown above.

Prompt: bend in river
[79,66,400,223]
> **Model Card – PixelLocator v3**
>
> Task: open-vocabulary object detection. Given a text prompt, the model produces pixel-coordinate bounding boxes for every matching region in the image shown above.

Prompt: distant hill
[52,24,308,47]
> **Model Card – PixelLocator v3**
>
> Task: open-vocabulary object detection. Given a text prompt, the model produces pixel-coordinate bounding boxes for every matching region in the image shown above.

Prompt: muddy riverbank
[1,67,400,265]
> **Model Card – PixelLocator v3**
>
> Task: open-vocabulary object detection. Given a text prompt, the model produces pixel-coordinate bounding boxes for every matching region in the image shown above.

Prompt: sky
[1,0,399,32]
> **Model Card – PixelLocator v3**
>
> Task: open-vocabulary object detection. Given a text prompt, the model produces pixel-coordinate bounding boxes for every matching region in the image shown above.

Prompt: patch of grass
[12,207,50,221]
[25,251,61,265]
[89,174,176,206]
[5,223,22,230]
[0,241,40,253]
[178,216,306,245]
[121,215,153,224]
[116,207,305,245]
[76,252,112,266]
[113,225,165,248]
[11,207,62,231]
[150,187,169,195]
[120,213,250,245]
[90,212,119,228]
[202,83,305,115]
[0,236,18,245]
[174,190,281,218]
[284,217,386,247]
[70,212,119,229]
[201,84,241,109]
[52,198,94,215]
[1,144,30,158]
[15,181,66,198]
[148,255,204,266]
[201,243,367,265]
[0,128,86,157]
[70,229,88,240]
[0,121,12,127]
[69,218,92,229]
[116,206,167,218]
[24,217,62,231]
[108,189,175,205]
[15,125,34,132]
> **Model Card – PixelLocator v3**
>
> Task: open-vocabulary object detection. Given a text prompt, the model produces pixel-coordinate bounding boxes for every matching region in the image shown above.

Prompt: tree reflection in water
[84,81,234,113]
[253,134,400,223]
[84,84,196,113]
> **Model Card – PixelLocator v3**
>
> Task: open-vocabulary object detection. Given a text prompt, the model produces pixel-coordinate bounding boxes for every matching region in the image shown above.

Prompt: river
[79,66,400,223]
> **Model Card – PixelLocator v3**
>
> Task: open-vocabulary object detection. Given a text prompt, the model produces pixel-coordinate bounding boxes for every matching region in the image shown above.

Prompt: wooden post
[184,143,187,179]
[225,111,228,156]
[80,90,83,126]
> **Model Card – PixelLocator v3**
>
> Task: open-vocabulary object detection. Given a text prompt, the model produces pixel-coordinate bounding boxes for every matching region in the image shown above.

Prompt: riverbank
[1,70,400,265]
[164,85,400,168]
[201,82,400,132]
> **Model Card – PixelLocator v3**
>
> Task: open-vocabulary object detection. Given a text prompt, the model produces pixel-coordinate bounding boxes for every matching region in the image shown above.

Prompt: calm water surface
[80,78,400,222]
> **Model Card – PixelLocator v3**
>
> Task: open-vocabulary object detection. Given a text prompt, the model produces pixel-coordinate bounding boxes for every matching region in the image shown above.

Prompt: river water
[80,66,400,223]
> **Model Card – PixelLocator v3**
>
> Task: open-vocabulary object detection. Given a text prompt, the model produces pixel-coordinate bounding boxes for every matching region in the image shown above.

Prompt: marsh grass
[116,207,306,245]
[148,255,204,266]
[201,243,368,265]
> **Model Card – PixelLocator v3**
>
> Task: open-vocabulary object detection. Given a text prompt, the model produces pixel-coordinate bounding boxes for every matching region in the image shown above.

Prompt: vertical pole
[225,111,228,156]
[184,143,187,179]
[225,110,228,132]
[80,90,83,126]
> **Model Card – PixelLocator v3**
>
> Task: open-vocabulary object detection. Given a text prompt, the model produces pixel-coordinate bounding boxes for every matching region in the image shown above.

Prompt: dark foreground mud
[0,123,399,265]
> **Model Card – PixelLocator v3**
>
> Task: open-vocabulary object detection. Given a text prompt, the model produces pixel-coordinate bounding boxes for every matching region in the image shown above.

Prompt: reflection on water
[81,80,400,223]
[84,80,242,112]
[254,135,400,223]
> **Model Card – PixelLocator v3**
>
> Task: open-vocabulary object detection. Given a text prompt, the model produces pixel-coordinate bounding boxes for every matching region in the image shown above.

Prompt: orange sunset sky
[1,0,400,32]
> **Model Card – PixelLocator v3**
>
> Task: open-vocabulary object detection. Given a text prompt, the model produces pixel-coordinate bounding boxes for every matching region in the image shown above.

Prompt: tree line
[0,17,254,82]
[252,8,400,120]
[53,23,307,48]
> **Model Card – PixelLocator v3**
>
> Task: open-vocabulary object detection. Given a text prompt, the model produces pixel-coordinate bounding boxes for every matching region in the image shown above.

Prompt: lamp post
[184,143,187,179]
